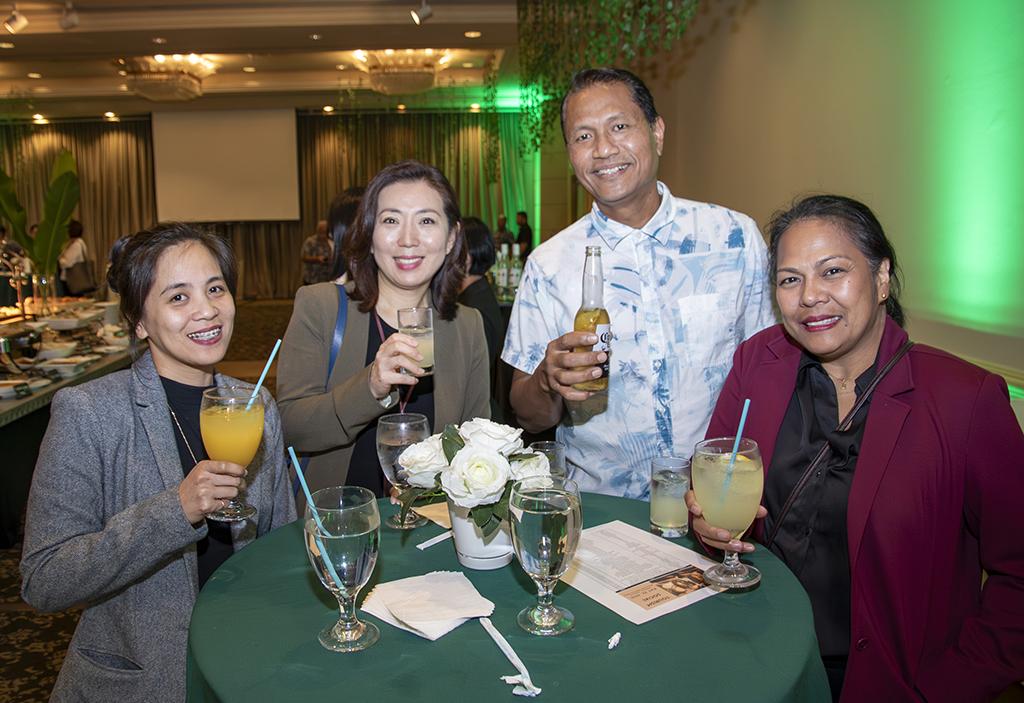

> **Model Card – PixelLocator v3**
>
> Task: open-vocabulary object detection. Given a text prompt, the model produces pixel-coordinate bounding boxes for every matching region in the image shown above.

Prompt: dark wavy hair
[107,222,237,345]
[560,67,659,142]
[342,160,465,320]
[327,186,365,280]
[461,216,495,276]
[766,194,905,327]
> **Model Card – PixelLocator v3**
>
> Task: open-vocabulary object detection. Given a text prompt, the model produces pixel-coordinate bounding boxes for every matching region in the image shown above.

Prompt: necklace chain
[167,406,199,466]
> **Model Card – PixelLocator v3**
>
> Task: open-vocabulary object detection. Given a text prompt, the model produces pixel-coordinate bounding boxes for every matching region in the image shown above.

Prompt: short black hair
[327,186,365,280]
[766,194,905,327]
[108,223,237,346]
[462,216,495,276]
[560,67,659,142]
[516,211,528,220]
[67,219,84,238]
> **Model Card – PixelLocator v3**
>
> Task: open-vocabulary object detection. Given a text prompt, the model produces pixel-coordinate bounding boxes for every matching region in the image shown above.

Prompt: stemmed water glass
[199,387,263,522]
[509,477,582,636]
[691,437,764,590]
[303,485,381,652]
[376,412,430,529]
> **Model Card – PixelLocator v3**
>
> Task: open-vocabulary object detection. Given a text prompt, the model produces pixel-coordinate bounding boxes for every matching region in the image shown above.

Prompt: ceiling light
[58,2,78,30]
[26,71,40,78]
[242,66,256,73]
[397,104,406,111]
[187,53,200,65]
[438,54,450,65]
[309,33,320,41]
[322,105,334,113]
[153,54,165,63]
[172,54,182,62]
[103,111,115,118]
[405,49,414,55]
[424,48,433,56]
[335,64,346,70]
[32,113,42,120]
[151,37,166,45]
[461,62,473,68]
[3,6,27,34]
[464,31,481,39]
[117,58,125,64]
[384,48,394,55]
[117,69,127,76]
[353,49,367,63]
[0,41,12,48]
[469,103,481,111]
[410,0,432,25]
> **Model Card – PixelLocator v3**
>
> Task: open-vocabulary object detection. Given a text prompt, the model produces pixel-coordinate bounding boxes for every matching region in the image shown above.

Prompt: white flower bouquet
[397,418,552,536]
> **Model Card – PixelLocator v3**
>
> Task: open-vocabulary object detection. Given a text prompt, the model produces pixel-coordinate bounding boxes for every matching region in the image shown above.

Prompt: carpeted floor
[0,299,295,703]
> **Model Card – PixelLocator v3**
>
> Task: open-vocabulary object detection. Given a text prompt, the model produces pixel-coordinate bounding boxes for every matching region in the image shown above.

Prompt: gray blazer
[277,282,491,501]
[20,351,296,703]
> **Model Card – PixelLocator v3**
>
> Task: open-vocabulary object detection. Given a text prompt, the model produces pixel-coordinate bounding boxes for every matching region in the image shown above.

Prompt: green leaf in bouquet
[470,502,495,529]
[492,482,514,523]
[441,424,465,463]
[506,452,536,463]
[398,486,441,524]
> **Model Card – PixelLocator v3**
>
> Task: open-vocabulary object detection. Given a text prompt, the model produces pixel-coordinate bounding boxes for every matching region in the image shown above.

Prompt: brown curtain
[0,118,155,285]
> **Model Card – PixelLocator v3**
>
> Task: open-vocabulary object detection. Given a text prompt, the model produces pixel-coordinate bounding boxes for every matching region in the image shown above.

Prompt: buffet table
[0,349,133,547]
[187,494,829,702]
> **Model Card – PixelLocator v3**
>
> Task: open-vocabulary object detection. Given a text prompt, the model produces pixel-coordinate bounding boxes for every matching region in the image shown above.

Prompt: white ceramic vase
[446,500,513,570]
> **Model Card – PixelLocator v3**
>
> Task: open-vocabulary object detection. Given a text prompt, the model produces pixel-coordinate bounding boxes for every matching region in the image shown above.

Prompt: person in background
[514,211,533,260]
[300,220,332,285]
[20,223,295,702]
[688,195,1024,702]
[57,219,88,296]
[494,213,514,249]
[277,160,490,501]
[326,186,365,283]
[459,216,506,420]
[503,67,774,499]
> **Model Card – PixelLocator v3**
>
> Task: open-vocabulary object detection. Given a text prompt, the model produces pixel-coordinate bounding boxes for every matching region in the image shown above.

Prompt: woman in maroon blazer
[688,195,1024,703]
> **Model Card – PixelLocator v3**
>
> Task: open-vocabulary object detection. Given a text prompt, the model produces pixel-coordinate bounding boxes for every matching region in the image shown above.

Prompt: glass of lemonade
[510,476,583,636]
[649,456,690,538]
[304,486,381,652]
[200,386,264,522]
[376,412,430,529]
[397,306,434,375]
[691,437,764,590]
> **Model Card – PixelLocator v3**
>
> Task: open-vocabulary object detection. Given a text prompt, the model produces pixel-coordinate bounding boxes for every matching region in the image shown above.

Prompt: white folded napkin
[361,571,494,640]
[480,617,542,697]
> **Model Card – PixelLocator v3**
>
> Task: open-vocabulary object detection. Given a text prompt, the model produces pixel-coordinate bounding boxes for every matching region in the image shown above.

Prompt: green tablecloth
[187,494,829,702]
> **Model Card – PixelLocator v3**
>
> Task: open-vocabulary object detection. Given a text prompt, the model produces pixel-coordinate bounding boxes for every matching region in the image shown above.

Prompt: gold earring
[881,293,887,300]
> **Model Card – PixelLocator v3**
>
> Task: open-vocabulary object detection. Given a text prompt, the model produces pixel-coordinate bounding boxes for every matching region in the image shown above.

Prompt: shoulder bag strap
[764,340,914,549]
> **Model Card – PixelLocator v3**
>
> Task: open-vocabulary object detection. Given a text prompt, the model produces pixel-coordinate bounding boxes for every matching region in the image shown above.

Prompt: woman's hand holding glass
[686,490,766,553]
[368,332,426,399]
[178,460,247,525]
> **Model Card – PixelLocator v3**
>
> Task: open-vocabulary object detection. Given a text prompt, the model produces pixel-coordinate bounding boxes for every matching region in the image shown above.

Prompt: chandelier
[122,54,217,102]
[349,49,452,96]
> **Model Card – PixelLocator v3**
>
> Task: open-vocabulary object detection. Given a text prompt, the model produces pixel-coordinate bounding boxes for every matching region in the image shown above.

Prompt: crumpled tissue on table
[360,571,494,641]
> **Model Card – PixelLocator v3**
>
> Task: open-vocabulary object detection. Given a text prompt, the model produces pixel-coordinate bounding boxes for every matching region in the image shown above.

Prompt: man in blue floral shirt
[502,68,775,499]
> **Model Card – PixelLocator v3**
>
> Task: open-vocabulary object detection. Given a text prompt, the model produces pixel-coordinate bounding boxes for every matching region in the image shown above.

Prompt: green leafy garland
[517,0,699,153]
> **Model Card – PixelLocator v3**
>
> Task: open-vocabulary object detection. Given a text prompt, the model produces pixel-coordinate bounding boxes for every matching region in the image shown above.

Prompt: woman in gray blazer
[278,160,490,501]
[20,223,296,702]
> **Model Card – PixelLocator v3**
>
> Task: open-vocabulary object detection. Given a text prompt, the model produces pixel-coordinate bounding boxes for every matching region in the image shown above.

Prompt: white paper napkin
[361,571,494,640]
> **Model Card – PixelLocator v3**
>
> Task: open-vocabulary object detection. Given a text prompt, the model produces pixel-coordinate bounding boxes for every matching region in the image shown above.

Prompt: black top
[764,354,876,659]
[160,376,234,589]
[347,313,436,497]
[516,224,533,259]
[458,277,505,369]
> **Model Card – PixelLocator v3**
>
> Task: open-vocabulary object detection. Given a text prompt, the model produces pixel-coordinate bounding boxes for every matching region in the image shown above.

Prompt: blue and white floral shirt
[502,183,775,499]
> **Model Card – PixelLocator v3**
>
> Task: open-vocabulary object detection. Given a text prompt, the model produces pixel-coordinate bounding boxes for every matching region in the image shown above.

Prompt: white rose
[398,434,448,488]
[510,451,551,480]
[441,446,511,508]
[458,418,524,457]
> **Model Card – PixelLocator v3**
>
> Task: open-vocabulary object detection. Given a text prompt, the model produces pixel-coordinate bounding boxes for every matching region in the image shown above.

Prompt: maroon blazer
[706,317,1024,703]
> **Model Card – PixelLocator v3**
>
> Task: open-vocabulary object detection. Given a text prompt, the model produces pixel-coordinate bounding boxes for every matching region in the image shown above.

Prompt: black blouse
[160,376,234,589]
[346,313,436,497]
[764,354,876,660]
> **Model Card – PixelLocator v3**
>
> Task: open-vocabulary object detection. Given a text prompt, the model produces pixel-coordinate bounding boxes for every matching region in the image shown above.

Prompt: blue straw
[287,446,344,590]
[722,398,751,494]
[246,338,281,410]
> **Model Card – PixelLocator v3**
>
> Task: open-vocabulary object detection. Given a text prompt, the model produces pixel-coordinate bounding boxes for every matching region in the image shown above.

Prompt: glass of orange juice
[200,386,264,522]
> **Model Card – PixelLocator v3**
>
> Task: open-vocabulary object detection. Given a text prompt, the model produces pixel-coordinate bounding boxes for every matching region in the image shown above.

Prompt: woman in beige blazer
[278,160,490,500]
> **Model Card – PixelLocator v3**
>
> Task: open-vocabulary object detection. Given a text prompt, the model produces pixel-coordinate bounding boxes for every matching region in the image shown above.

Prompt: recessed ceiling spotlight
[335,64,346,70]
[309,33,321,41]
[353,49,367,63]
[405,48,414,54]
[172,53,182,62]
[3,6,28,34]
[322,105,334,113]
[103,111,115,118]
[397,104,406,111]
[187,53,200,65]
[153,54,166,63]
[32,113,42,120]
[424,48,434,56]
[26,71,40,78]
[58,1,78,30]
[242,66,256,73]
[461,62,473,68]
[0,41,13,48]
[438,54,451,65]
[469,103,481,111]
[117,69,127,76]
[118,84,128,91]
[151,37,167,45]
[384,49,394,55]
[117,58,126,64]
[464,31,481,39]
[410,0,432,25]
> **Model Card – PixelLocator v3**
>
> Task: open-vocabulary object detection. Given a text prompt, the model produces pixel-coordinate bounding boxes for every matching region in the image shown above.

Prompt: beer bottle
[572,246,610,392]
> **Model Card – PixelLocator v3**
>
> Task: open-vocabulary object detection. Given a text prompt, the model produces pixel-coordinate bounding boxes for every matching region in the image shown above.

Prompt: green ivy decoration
[517,0,699,153]
[482,55,500,184]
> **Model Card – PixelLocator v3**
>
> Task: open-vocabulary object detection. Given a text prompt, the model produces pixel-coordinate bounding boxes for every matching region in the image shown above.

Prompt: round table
[187,494,829,702]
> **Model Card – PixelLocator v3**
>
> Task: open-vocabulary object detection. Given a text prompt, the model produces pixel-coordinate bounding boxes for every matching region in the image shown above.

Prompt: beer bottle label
[594,323,611,377]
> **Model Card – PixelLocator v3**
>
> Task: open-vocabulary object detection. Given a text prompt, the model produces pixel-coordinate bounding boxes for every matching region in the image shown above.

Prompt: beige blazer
[277,282,491,498]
